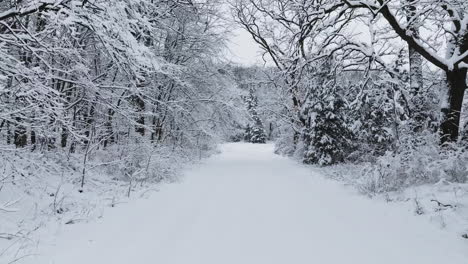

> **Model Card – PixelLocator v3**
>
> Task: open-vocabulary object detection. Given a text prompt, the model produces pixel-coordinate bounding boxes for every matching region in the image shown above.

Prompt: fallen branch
[0,233,16,240]
[0,199,20,212]
[430,199,453,209]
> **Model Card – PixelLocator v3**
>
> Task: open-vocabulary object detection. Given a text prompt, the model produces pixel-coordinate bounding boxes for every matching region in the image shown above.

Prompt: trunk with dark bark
[14,117,27,148]
[440,69,467,144]
[135,96,146,137]
[103,108,115,148]
[61,129,68,148]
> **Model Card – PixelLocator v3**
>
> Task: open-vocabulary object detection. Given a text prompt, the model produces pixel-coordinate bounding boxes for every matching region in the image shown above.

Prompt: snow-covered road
[24,143,467,264]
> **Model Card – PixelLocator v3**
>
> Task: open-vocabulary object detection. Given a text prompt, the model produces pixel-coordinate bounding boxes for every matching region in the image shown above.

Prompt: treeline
[233,0,468,190]
[0,0,241,184]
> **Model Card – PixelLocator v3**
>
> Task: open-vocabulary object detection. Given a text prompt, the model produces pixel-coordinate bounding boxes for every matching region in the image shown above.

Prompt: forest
[232,0,468,191]
[1,0,468,263]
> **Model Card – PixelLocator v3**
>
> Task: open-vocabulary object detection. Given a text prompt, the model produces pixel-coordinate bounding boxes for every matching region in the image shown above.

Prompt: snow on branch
[0,0,66,21]
[0,199,20,213]
[343,0,451,71]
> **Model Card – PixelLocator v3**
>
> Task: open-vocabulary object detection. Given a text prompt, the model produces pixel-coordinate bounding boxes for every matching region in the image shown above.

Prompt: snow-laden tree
[243,87,267,144]
[340,0,468,143]
[0,0,243,185]
[233,0,364,155]
[303,86,355,165]
[234,0,468,146]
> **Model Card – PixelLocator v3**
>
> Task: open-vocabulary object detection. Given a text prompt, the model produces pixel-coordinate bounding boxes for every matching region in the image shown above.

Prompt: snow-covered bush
[359,134,468,195]
[274,128,297,156]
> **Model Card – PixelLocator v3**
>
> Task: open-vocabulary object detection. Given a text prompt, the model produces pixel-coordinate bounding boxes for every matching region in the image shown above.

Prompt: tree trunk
[30,130,36,145]
[405,0,426,133]
[408,45,427,133]
[14,117,27,148]
[103,108,115,148]
[83,103,95,146]
[408,47,423,96]
[6,121,11,145]
[406,0,423,97]
[135,97,145,137]
[440,69,467,144]
[61,129,68,148]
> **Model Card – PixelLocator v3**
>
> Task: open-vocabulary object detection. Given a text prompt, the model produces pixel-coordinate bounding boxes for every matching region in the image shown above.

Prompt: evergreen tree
[243,124,252,142]
[243,88,267,144]
[356,85,396,157]
[303,89,355,165]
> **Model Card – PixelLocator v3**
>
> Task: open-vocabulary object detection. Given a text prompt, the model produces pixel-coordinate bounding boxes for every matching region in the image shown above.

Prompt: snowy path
[24,143,467,264]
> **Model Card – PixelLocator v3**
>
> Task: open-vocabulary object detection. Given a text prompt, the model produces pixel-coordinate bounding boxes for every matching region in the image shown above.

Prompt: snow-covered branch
[0,0,67,21]
[0,199,20,213]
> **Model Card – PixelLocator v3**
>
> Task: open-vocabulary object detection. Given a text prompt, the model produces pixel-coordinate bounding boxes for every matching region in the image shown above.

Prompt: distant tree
[244,88,267,144]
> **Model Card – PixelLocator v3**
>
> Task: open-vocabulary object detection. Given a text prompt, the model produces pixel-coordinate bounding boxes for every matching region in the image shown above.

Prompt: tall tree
[343,0,468,143]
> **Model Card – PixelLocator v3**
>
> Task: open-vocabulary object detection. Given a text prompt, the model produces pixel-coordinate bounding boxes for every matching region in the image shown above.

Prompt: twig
[430,199,453,208]
[0,198,20,212]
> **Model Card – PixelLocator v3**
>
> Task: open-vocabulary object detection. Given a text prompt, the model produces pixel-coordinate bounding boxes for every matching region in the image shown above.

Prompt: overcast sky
[225,27,267,66]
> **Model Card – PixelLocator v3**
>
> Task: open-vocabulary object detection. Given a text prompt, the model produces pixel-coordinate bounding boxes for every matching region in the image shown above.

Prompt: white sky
[225,27,266,66]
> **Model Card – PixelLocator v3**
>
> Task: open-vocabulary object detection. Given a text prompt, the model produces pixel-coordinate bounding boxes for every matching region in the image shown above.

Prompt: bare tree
[343,0,468,143]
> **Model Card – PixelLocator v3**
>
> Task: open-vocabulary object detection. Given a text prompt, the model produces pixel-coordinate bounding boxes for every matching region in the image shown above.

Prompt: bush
[358,134,468,195]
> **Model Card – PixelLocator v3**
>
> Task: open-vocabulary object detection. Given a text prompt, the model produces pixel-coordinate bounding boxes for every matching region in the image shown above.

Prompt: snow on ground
[13,143,468,264]
[321,163,468,239]
[0,146,199,263]
[0,155,138,263]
